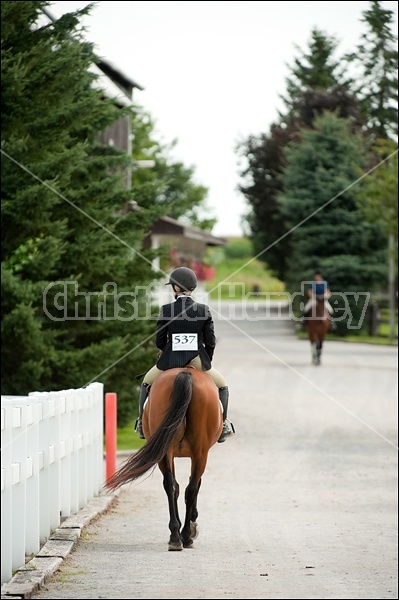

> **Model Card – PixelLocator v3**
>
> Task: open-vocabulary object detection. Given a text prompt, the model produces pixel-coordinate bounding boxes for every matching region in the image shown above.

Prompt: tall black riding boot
[217,386,235,443]
[134,382,149,439]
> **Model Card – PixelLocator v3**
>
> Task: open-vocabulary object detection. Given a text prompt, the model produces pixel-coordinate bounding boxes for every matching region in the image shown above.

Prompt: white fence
[1,382,104,585]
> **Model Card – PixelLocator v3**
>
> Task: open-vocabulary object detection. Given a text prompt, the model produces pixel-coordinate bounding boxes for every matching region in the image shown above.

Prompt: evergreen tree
[346,1,398,336]
[237,29,361,280]
[279,113,387,333]
[347,0,398,139]
[1,2,159,425]
[281,28,350,115]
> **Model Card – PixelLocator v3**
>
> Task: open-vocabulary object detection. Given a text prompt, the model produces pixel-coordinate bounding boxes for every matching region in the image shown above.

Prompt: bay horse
[105,367,223,550]
[305,295,331,365]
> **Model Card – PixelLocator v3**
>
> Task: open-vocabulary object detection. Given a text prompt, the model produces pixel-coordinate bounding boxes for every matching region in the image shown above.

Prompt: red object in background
[199,264,216,281]
[105,392,117,480]
[192,260,202,278]
[169,248,180,267]
[167,255,216,282]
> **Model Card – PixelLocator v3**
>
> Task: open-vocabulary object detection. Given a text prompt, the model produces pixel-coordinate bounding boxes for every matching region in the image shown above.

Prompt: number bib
[172,333,198,351]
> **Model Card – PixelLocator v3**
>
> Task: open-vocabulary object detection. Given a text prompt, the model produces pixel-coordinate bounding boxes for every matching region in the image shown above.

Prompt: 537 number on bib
[172,333,198,351]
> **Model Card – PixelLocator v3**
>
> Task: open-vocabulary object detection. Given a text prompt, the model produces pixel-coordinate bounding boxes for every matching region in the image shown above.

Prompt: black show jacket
[155,296,216,370]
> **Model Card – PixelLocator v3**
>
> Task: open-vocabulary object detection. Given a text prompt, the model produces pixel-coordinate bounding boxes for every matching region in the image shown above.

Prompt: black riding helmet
[166,267,198,292]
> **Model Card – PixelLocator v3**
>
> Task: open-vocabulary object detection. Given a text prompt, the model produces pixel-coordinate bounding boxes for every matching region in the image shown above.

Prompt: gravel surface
[30,305,398,599]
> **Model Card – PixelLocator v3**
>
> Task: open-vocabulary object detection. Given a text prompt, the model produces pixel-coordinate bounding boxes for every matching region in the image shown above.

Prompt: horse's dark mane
[105,371,193,489]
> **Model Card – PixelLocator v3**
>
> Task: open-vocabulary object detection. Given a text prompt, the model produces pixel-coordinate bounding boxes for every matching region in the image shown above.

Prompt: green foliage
[279,112,388,334]
[237,28,362,281]
[236,123,292,280]
[281,28,350,113]
[111,420,146,451]
[205,238,285,300]
[237,4,397,311]
[202,246,225,267]
[224,237,255,259]
[1,265,56,393]
[346,0,398,139]
[356,138,398,239]
[1,1,160,425]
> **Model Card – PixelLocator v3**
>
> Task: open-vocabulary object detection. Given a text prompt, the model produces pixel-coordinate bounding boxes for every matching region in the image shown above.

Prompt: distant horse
[305,295,331,365]
[105,367,223,550]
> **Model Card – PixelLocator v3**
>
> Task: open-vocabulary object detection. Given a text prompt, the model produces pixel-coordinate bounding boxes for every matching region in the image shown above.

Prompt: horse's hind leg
[186,478,201,543]
[311,342,318,365]
[191,478,201,524]
[317,341,323,365]
[182,461,205,548]
[159,457,182,551]
[182,477,200,548]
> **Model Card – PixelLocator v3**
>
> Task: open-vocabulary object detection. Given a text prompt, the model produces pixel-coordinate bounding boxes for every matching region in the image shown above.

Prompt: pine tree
[347,0,398,139]
[237,29,361,280]
[1,2,159,424]
[281,28,349,115]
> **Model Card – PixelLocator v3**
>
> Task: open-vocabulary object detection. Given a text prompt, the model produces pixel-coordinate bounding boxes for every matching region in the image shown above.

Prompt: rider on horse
[303,269,334,319]
[135,267,235,443]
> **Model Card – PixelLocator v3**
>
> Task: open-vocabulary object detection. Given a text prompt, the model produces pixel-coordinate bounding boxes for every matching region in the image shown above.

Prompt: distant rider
[303,269,334,318]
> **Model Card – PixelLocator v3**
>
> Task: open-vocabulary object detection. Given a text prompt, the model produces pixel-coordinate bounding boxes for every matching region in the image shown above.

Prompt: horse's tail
[105,370,193,490]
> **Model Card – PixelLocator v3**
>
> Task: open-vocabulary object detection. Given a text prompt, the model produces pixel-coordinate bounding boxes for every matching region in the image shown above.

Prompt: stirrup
[135,417,145,439]
[217,419,235,443]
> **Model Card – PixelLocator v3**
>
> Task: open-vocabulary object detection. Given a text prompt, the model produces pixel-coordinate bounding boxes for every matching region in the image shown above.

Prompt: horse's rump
[105,367,222,489]
[144,368,222,457]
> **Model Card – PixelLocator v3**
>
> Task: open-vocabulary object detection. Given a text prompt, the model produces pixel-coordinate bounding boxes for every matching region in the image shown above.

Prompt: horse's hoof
[168,541,183,551]
[183,538,194,548]
[190,521,199,540]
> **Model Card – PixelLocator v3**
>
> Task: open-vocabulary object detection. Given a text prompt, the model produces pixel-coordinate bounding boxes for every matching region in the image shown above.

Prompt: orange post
[105,392,117,480]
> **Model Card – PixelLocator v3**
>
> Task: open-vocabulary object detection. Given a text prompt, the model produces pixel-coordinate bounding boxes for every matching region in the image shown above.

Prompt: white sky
[50,1,398,237]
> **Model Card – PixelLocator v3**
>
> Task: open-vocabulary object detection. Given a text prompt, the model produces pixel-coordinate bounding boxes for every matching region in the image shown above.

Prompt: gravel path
[28,306,398,599]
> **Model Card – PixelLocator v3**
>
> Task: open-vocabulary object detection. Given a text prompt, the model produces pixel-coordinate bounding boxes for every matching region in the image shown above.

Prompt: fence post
[105,393,117,481]
[59,393,71,518]
[25,400,40,555]
[77,391,88,510]
[67,390,79,515]
[93,383,104,492]
[10,400,28,571]
[1,404,12,585]
[368,301,379,336]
